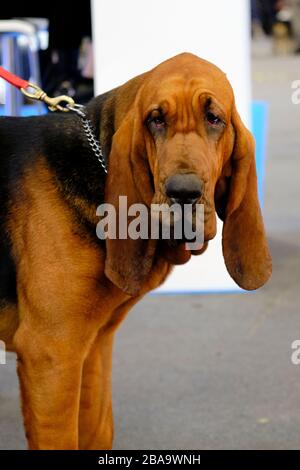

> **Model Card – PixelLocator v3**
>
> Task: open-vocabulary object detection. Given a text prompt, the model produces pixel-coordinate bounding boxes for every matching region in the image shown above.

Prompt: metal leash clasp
[21,82,75,112]
[20,82,107,173]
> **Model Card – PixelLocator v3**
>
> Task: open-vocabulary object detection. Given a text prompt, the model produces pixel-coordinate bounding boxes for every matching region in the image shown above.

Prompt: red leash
[0,66,28,89]
[0,65,75,112]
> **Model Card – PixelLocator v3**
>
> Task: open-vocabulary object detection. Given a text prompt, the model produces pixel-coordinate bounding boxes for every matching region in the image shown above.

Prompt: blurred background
[0,1,93,115]
[1,0,300,450]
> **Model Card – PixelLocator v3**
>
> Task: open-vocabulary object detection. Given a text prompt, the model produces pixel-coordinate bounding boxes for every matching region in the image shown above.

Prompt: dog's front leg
[14,294,99,450]
[78,297,141,450]
[78,330,114,450]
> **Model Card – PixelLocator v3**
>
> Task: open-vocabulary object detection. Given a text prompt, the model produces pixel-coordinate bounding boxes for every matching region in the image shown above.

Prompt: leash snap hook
[21,82,75,112]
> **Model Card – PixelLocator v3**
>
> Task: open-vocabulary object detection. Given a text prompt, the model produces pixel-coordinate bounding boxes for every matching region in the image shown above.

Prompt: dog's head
[104,53,272,295]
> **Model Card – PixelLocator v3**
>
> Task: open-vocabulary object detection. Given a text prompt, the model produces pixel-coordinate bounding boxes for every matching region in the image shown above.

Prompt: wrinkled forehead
[141,57,234,117]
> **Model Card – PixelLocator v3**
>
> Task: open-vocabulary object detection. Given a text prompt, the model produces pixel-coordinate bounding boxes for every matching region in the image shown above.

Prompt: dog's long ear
[216,105,272,290]
[104,104,156,296]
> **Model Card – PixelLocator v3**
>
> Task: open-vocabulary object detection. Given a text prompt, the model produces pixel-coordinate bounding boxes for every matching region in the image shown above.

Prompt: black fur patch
[0,91,115,306]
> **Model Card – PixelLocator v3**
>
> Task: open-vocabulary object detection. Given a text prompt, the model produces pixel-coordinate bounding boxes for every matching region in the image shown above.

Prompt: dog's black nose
[165,173,203,204]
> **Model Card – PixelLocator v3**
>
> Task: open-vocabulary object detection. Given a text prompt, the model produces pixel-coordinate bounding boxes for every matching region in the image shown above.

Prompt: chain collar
[67,104,108,174]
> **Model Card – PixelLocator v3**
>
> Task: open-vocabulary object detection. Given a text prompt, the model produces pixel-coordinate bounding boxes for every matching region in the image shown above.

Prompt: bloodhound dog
[0,53,272,449]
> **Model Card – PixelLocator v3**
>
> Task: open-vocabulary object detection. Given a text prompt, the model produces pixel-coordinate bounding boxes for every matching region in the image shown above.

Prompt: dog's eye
[152,116,165,128]
[206,111,222,126]
[147,111,166,130]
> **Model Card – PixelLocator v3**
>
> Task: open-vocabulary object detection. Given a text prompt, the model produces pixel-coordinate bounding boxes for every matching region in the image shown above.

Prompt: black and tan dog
[0,53,272,449]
